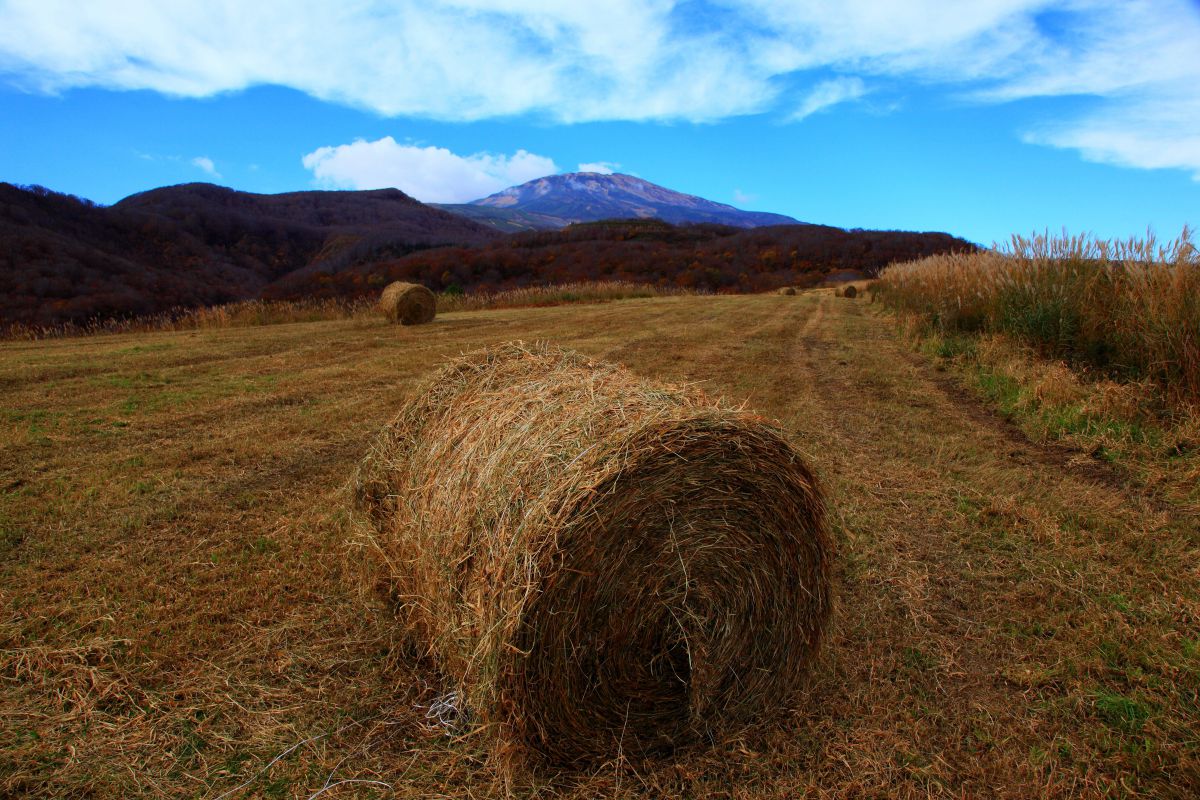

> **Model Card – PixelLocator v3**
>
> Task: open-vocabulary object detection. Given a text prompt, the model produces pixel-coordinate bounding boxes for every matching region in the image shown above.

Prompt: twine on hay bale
[777,286,797,296]
[353,342,832,766]
[378,281,436,325]
[843,285,858,299]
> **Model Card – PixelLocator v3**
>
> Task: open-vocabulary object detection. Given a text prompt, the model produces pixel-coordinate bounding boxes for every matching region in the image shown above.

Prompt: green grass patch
[1093,691,1151,733]
[973,370,1023,416]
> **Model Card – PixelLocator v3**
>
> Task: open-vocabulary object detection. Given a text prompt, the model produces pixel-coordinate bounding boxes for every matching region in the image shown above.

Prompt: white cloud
[788,77,867,121]
[1,1,1199,176]
[300,137,557,202]
[578,161,619,174]
[1024,90,1200,181]
[732,188,757,205]
[0,0,772,122]
[191,156,220,178]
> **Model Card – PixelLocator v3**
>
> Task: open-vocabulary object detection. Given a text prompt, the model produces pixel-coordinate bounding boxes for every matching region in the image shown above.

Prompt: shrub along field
[1,291,1197,797]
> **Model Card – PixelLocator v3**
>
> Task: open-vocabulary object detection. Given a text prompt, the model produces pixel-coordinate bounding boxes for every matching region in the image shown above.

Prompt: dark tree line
[1,182,497,326]
[267,218,978,300]
[2,183,976,327]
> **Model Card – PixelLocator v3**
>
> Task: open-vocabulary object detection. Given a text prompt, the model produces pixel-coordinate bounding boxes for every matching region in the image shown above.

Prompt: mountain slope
[433,203,563,233]
[1,182,497,326]
[443,172,803,230]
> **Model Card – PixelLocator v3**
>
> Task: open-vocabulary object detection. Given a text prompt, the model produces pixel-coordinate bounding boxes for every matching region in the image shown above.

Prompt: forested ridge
[2,183,975,326]
[268,218,977,299]
[0,182,497,326]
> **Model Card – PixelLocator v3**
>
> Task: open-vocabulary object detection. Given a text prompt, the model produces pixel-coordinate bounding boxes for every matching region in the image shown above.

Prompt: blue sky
[1,0,1198,245]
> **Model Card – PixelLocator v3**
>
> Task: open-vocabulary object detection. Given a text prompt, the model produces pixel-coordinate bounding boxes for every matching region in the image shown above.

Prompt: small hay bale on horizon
[843,285,858,299]
[777,286,797,295]
[353,342,832,767]
[379,281,436,325]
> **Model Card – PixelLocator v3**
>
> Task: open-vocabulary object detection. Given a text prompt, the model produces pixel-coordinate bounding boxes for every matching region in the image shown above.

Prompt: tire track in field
[744,291,1196,797]
[711,291,1080,794]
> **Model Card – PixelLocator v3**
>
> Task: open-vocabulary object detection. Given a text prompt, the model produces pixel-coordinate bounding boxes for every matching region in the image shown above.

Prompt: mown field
[2,291,1198,798]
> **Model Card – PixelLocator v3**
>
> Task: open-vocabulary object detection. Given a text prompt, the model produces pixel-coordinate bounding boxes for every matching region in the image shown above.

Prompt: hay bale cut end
[379,281,436,325]
[843,284,858,299]
[777,286,797,295]
[354,342,832,767]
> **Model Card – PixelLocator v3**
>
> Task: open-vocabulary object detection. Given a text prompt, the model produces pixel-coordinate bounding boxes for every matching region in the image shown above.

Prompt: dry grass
[877,228,1200,401]
[917,330,1200,509]
[2,293,1197,797]
[0,282,700,341]
[434,282,699,314]
[354,342,830,767]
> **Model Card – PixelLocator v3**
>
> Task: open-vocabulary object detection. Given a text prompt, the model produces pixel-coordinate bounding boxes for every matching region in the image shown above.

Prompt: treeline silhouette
[267,218,977,300]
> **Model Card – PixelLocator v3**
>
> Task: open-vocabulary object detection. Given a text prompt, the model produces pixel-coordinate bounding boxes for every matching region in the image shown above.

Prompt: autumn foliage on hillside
[0,182,497,326]
[3,182,975,327]
[267,218,977,300]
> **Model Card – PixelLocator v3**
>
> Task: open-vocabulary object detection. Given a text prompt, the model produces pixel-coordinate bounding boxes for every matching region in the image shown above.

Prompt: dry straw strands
[379,281,436,325]
[354,342,832,767]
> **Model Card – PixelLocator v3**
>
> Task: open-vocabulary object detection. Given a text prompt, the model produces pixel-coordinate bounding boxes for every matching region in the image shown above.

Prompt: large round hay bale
[379,281,436,325]
[354,342,832,766]
[843,284,858,299]
[777,286,797,295]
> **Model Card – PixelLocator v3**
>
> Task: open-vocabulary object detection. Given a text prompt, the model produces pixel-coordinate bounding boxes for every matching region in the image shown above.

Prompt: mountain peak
[465,172,802,229]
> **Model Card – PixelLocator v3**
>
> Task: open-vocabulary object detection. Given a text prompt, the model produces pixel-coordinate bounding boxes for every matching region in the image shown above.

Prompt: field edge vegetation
[0,281,700,342]
[876,230,1199,507]
[876,228,1199,402]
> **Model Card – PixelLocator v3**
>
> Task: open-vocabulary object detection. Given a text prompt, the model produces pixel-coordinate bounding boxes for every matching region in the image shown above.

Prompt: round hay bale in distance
[378,281,436,325]
[777,286,797,296]
[354,342,832,766]
[843,284,858,299]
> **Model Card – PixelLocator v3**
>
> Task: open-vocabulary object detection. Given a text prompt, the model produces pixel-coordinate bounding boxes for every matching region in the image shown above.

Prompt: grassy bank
[915,329,1200,508]
[878,230,1200,402]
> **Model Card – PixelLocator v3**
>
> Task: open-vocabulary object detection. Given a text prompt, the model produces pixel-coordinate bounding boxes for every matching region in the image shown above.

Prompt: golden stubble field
[2,293,1197,798]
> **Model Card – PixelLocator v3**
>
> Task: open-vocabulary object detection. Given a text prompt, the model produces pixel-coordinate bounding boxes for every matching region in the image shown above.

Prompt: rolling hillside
[2,177,976,329]
[0,182,498,326]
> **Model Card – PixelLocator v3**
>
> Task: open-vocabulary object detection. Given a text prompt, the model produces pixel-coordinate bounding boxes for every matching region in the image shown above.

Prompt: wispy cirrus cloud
[578,161,620,174]
[788,77,868,121]
[1,1,1198,177]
